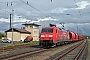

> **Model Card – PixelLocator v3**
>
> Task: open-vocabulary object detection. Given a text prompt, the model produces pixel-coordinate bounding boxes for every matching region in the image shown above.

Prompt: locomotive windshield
[41,28,53,33]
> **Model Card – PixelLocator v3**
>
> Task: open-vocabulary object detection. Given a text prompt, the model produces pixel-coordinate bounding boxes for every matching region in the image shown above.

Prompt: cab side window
[56,29,57,33]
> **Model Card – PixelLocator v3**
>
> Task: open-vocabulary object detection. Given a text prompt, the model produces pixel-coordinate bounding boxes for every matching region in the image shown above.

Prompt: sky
[0,0,90,35]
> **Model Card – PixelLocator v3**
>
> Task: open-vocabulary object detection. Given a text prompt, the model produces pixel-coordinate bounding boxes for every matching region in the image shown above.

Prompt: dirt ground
[86,39,90,60]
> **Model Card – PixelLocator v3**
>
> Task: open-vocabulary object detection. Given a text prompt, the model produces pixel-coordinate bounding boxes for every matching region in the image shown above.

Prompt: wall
[6,32,20,41]
[24,25,39,41]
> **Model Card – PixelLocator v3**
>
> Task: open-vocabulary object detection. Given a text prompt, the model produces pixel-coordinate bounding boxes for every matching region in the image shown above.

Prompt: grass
[4,44,14,47]
[1,40,39,48]
[88,39,90,50]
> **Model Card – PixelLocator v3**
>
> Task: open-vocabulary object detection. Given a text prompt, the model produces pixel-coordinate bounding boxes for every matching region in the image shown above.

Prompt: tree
[0,32,6,39]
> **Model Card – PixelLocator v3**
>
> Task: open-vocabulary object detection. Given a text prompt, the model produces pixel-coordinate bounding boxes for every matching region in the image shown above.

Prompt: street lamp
[11,9,14,44]
[7,2,14,44]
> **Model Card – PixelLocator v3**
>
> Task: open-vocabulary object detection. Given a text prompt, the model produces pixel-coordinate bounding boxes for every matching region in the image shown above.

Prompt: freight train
[39,24,84,47]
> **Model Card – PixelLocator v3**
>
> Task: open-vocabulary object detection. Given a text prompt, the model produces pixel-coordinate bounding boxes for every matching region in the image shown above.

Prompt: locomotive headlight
[49,35,53,37]
[41,35,45,37]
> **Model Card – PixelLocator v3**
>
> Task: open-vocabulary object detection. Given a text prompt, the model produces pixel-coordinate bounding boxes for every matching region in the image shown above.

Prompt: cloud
[50,1,90,14]
[76,1,90,9]
[0,16,31,23]
[0,0,90,35]
[50,8,68,13]
[30,17,58,23]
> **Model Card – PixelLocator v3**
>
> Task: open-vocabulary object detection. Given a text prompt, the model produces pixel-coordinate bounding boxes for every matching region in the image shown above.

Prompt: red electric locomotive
[39,24,70,47]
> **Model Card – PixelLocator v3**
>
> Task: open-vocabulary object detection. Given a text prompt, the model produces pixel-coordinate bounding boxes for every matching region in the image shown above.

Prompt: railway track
[0,48,47,60]
[0,40,86,60]
[0,43,39,52]
[20,41,84,60]
[53,40,87,60]
[0,44,30,52]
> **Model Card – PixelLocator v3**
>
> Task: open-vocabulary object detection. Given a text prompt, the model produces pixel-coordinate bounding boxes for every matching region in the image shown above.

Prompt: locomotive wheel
[52,44,56,47]
[56,42,60,46]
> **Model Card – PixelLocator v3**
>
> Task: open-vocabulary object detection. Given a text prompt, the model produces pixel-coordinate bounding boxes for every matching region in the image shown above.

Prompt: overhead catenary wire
[1,0,89,18]
[6,1,46,17]
[0,0,90,20]
[0,1,16,14]
[73,0,82,19]
[0,2,12,19]
[73,0,84,35]
[0,1,21,14]
[19,0,52,17]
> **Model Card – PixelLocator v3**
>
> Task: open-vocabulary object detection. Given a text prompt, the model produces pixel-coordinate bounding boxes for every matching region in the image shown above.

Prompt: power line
[1,0,90,19]
[73,0,85,35]
[73,0,82,19]
[19,0,51,17]
[0,1,15,14]
[0,9,11,13]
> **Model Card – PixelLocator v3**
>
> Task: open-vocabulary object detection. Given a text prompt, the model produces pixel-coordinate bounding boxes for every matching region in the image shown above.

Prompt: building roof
[5,28,31,34]
[22,23,41,26]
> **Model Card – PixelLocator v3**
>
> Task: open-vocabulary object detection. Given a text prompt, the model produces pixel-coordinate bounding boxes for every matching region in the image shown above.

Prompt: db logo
[46,34,48,37]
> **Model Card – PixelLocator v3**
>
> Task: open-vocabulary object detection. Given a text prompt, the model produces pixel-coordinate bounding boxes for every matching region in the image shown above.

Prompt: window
[34,31,38,34]
[56,29,57,33]
[26,25,28,28]
[41,28,53,33]
[30,26,33,28]
[33,26,38,28]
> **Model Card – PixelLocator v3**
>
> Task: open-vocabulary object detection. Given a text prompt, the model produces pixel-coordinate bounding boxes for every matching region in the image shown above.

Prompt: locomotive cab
[40,27,54,46]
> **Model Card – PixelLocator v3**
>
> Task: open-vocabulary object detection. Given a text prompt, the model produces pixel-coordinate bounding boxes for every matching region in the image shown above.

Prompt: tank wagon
[24,36,33,42]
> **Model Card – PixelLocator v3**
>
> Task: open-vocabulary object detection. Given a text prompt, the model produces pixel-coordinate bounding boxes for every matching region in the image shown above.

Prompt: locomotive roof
[42,26,55,28]
[42,26,63,30]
